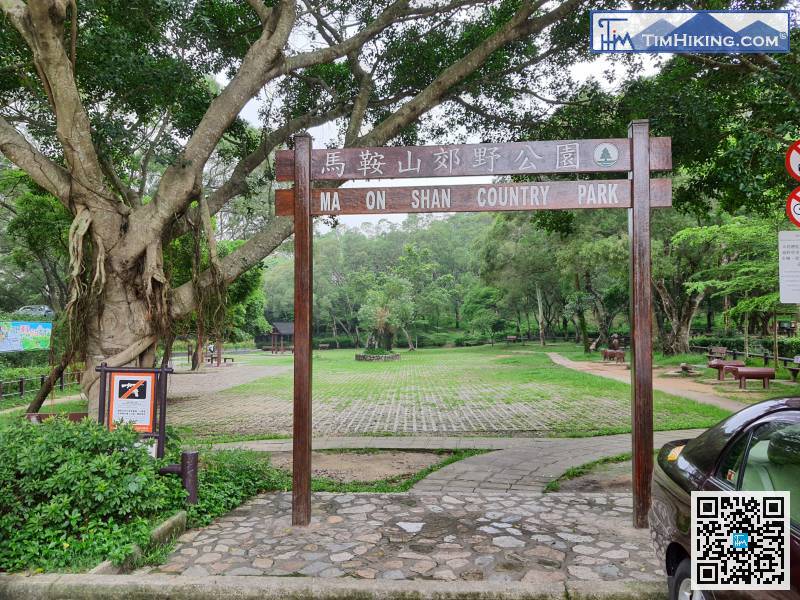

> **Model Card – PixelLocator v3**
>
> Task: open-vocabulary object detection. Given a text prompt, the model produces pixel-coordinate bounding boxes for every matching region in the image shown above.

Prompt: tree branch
[3,0,113,208]
[168,102,352,240]
[170,216,294,318]
[0,114,71,204]
[120,0,297,266]
[356,0,578,145]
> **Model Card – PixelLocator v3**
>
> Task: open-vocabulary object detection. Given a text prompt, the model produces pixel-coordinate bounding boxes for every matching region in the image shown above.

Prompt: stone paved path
[167,364,291,399]
[143,491,663,585]
[412,429,703,493]
[216,429,705,494]
[547,352,745,412]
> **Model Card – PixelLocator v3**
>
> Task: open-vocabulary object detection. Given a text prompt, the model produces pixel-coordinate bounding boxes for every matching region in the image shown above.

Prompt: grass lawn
[0,384,83,412]
[167,343,731,439]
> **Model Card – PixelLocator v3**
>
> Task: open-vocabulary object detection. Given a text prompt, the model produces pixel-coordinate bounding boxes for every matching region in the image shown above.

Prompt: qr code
[691,491,790,590]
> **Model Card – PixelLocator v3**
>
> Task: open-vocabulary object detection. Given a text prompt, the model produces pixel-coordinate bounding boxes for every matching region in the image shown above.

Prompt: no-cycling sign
[786,141,800,227]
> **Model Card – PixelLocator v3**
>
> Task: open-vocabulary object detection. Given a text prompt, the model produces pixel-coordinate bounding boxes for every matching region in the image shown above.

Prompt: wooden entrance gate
[275,120,672,528]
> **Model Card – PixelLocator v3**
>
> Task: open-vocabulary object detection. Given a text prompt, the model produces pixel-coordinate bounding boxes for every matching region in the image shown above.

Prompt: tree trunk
[743,311,749,359]
[401,326,415,350]
[577,309,589,353]
[773,309,779,369]
[662,311,694,355]
[535,283,546,346]
[160,335,174,369]
[81,275,158,419]
[27,351,73,414]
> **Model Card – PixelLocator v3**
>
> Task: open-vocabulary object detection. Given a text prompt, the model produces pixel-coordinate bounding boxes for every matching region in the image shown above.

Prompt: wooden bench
[223,357,234,364]
[706,346,728,360]
[708,359,745,381]
[505,336,518,344]
[729,366,776,390]
[318,343,330,350]
[788,356,800,382]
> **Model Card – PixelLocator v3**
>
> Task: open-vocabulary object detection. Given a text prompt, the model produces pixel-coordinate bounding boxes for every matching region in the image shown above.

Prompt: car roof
[681,397,800,475]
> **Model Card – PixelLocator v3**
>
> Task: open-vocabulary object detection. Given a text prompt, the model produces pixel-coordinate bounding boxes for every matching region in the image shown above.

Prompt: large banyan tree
[0,0,588,416]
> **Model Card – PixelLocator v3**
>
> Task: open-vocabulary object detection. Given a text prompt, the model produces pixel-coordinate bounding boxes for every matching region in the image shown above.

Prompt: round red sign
[787,186,800,227]
[786,141,800,182]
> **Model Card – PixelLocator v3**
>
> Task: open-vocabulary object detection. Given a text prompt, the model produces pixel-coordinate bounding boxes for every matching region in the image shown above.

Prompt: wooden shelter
[271,321,294,354]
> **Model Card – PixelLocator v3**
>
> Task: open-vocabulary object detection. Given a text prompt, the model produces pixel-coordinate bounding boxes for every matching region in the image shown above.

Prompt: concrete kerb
[88,511,187,575]
[0,573,666,600]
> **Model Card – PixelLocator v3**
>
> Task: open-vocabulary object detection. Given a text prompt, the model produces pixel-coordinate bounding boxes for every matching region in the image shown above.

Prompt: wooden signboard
[275,138,671,180]
[279,122,671,529]
[275,179,672,216]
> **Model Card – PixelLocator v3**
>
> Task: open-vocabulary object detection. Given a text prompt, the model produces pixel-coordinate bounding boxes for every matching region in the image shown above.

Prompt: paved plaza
[143,491,663,587]
[165,348,726,437]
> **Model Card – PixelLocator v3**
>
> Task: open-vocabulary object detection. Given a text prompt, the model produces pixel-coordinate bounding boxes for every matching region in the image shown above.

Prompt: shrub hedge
[690,335,800,358]
[0,418,290,573]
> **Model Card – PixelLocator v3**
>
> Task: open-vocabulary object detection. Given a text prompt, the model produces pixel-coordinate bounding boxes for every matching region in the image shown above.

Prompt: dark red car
[650,398,800,600]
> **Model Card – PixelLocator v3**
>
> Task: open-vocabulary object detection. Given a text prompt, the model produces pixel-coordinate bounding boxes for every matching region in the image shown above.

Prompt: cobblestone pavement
[167,348,727,437]
[143,491,663,584]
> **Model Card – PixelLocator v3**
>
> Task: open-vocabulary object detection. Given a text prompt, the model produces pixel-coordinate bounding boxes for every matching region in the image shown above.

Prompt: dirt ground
[268,450,445,482]
[557,460,633,493]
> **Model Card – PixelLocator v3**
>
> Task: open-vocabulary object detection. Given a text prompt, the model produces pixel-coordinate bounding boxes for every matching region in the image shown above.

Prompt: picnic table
[708,359,745,381]
[705,346,728,361]
[728,366,776,390]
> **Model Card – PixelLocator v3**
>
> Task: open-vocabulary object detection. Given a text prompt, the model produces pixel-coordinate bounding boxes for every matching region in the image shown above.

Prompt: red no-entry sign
[786,141,800,182]
[787,186,800,227]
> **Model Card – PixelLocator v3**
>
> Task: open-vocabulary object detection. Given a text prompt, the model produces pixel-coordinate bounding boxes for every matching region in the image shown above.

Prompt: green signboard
[0,321,52,352]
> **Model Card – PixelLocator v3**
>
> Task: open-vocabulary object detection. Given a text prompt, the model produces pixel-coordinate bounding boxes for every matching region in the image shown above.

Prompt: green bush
[690,335,800,358]
[313,335,357,349]
[0,418,184,572]
[187,451,290,528]
[454,334,486,347]
[0,419,294,573]
[361,348,394,356]
[415,332,453,347]
[0,350,52,370]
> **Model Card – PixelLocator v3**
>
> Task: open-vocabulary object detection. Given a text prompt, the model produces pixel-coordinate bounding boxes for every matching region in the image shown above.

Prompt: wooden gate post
[628,120,654,529]
[292,132,313,526]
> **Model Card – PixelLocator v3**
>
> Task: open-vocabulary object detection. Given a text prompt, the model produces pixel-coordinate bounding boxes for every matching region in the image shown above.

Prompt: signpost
[787,187,800,228]
[95,362,200,503]
[96,364,170,458]
[277,121,672,528]
[785,140,800,182]
[779,231,800,303]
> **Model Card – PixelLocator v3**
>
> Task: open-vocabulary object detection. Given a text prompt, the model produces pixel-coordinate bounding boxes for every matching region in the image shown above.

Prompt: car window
[739,420,800,525]
[716,432,750,488]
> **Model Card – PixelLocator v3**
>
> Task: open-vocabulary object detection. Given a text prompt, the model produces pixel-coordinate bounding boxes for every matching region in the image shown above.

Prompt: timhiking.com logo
[591,11,790,54]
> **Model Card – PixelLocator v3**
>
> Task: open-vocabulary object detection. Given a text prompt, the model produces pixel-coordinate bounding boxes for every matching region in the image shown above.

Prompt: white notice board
[779,231,800,303]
